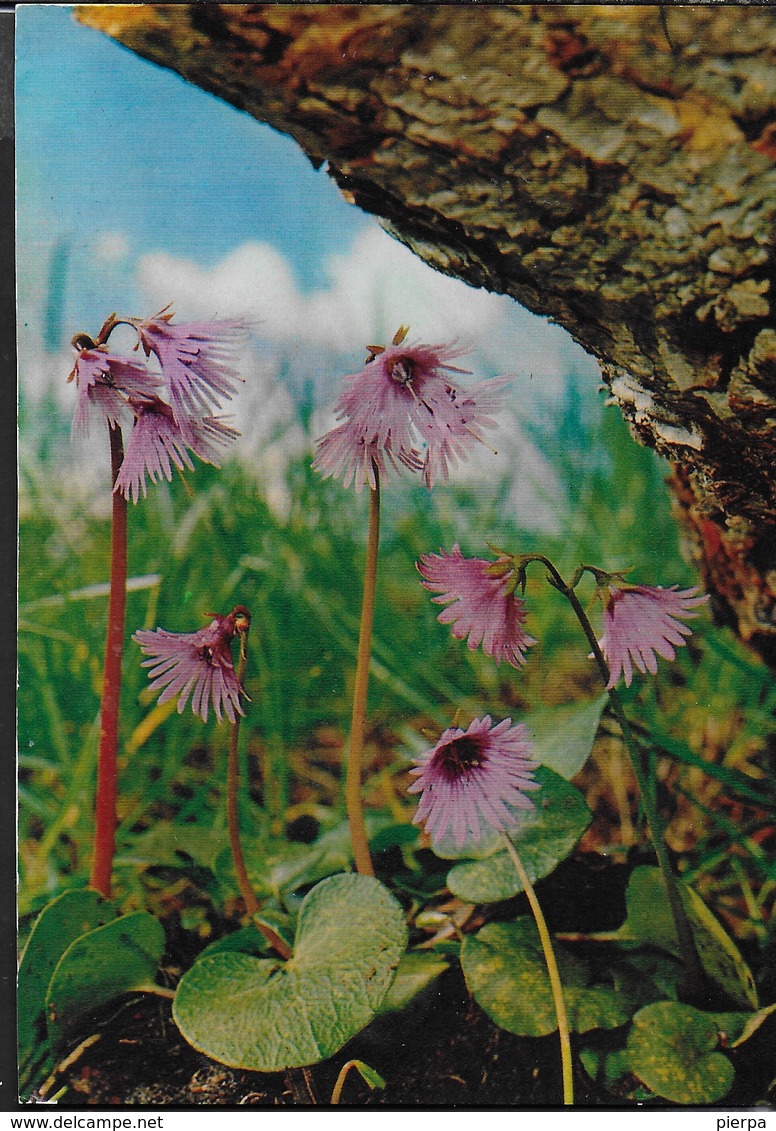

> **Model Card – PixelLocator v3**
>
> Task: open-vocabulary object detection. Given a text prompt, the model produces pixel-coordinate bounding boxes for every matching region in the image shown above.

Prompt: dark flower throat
[436,735,486,781]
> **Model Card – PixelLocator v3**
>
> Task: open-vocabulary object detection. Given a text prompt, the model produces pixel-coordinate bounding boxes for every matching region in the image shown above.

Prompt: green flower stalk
[503,836,574,1106]
[408,715,573,1103]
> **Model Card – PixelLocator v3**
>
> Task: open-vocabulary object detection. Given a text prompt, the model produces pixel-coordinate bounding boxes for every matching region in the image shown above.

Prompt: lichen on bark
[77,3,776,662]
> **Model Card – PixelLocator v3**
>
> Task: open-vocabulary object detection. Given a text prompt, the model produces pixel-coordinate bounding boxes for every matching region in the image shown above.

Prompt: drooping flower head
[133,606,251,723]
[69,343,160,438]
[408,715,540,852]
[68,308,245,501]
[136,306,245,434]
[313,327,511,491]
[418,544,536,666]
[115,397,239,504]
[596,582,709,689]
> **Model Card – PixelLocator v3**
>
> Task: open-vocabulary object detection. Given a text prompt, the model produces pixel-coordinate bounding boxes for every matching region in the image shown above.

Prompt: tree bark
[77,3,776,663]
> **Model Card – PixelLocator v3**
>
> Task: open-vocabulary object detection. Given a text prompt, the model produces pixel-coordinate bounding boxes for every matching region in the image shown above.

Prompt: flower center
[389,357,414,388]
[435,734,486,781]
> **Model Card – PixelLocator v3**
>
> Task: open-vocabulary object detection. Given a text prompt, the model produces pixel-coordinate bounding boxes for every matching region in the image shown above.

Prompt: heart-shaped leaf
[173,873,408,1071]
[614,867,757,1008]
[18,890,118,1080]
[461,918,640,1037]
[626,1001,735,1104]
[46,912,166,1038]
[526,695,608,779]
[445,767,591,900]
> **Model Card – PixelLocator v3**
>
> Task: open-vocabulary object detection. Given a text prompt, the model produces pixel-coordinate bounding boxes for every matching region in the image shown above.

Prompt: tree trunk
[77,3,776,664]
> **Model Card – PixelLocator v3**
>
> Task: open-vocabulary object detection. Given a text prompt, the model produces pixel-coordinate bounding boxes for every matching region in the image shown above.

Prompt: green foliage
[626,1002,735,1104]
[526,695,608,779]
[613,867,758,1009]
[46,912,166,1039]
[18,890,118,1087]
[172,874,408,1072]
[18,364,774,1102]
[18,891,165,1099]
[445,768,592,901]
[379,950,449,1014]
[214,814,393,903]
[332,1059,386,1102]
[461,918,642,1037]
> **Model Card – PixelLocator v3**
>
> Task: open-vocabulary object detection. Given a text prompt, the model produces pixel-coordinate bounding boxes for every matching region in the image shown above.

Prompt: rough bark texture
[77,4,776,663]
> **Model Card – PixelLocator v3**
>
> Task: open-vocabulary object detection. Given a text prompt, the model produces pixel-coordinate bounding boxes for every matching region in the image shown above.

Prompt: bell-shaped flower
[115,396,239,503]
[314,331,511,491]
[68,347,158,438]
[409,715,540,852]
[596,583,709,688]
[68,308,246,502]
[136,306,245,433]
[418,544,536,666]
[133,606,251,723]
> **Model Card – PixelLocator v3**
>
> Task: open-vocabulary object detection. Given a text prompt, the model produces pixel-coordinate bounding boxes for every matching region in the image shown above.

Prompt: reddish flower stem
[226,707,259,919]
[90,424,127,898]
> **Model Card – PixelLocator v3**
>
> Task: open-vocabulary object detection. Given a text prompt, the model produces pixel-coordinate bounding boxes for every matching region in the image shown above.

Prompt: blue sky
[16,4,370,341]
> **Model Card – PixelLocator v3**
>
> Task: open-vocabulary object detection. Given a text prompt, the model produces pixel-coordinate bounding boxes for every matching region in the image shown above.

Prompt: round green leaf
[627,1001,735,1104]
[173,873,408,1071]
[46,912,166,1037]
[526,695,608,779]
[446,767,591,901]
[18,889,118,1068]
[462,919,638,1037]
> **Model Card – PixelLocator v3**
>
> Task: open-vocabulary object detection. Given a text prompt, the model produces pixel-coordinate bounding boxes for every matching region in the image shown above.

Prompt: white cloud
[20,224,598,527]
[136,242,302,339]
[132,224,598,524]
[136,226,597,397]
[93,232,130,264]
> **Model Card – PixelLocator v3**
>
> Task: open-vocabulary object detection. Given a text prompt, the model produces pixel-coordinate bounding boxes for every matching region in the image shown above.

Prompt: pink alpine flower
[313,330,511,491]
[133,606,251,724]
[136,306,245,433]
[418,544,536,666]
[68,308,245,502]
[68,346,159,438]
[114,397,239,503]
[596,583,709,689]
[408,715,540,851]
